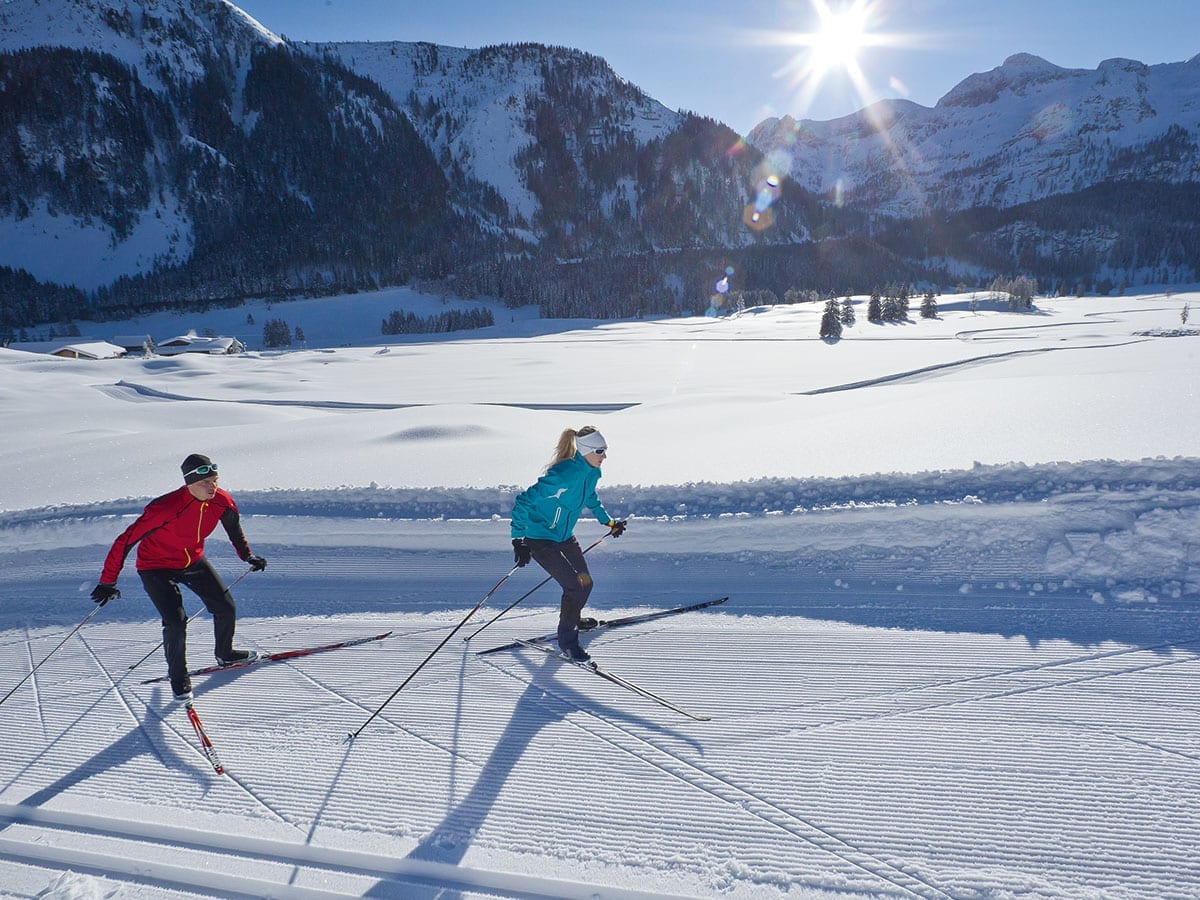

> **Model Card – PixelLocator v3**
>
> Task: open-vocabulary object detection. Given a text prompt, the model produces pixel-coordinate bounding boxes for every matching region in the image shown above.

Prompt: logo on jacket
[551,487,568,499]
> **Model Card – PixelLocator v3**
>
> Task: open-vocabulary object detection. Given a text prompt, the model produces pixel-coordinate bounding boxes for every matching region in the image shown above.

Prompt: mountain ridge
[1,0,1199,331]
[746,51,1200,217]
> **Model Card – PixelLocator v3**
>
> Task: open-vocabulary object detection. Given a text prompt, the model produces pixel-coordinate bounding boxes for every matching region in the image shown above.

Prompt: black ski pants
[140,558,236,693]
[528,536,593,651]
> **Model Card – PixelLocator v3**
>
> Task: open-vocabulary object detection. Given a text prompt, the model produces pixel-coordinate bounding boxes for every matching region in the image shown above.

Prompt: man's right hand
[91,583,121,606]
[512,538,531,568]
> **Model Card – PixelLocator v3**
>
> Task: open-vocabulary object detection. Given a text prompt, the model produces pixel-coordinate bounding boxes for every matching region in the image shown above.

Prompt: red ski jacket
[100,485,254,583]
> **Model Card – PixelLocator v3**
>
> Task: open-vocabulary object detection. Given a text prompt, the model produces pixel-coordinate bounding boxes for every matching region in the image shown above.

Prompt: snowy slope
[1,289,1199,898]
[0,0,282,289]
[309,40,683,224]
[0,0,282,90]
[748,53,1200,216]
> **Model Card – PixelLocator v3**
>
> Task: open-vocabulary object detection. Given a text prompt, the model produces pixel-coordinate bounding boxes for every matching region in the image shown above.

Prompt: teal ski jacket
[511,452,611,542]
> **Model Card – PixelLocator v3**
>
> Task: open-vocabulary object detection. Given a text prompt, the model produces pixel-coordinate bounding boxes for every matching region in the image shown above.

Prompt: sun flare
[758,0,904,119]
[808,2,869,76]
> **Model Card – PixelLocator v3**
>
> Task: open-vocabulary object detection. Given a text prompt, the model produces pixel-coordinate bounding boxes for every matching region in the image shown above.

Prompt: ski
[184,700,225,775]
[140,631,393,684]
[476,596,729,656]
[515,639,710,721]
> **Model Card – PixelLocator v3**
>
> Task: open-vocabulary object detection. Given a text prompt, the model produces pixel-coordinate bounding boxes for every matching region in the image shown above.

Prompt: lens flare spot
[745,173,783,232]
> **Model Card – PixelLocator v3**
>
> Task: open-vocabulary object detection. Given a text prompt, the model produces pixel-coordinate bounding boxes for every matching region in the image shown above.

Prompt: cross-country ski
[513,639,711,721]
[475,596,729,655]
[183,701,224,775]
[139,631,392,684]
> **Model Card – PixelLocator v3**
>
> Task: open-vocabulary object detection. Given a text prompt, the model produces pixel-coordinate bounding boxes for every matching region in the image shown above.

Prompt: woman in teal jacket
[511,426,626,661]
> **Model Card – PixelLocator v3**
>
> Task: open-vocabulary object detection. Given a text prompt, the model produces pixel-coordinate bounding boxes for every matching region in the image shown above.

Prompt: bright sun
[809,2,869,76]
[761,0,900,117]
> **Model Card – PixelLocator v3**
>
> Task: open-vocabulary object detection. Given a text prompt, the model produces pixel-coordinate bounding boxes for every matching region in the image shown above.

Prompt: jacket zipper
[185,500,207,567]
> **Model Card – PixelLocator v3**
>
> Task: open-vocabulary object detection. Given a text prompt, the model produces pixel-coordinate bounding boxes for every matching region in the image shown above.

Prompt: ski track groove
[476,654,953,900]
[1050,714,1200,766]
[178,627,511,781]
[284,627,509,762]
[141,696,304,832]
[281,655,497,768]
[23,624,47,737]
[720,632,1200,741]
[78,633,305,831]
[73,631,173,772]
[770,644,1200,740]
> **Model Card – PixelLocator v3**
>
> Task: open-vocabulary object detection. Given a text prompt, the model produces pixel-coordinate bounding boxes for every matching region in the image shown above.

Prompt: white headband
[575,431,607,454]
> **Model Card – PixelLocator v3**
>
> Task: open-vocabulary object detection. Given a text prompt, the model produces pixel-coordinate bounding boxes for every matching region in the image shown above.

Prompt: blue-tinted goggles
[184,464,218,478]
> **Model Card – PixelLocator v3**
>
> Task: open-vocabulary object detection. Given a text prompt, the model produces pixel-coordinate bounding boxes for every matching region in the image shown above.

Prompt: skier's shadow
[2,684,216,816]
[362,649,699,898]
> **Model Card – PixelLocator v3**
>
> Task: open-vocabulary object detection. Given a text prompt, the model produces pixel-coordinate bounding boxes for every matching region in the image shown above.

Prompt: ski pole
[347,564,521,740]
[463,532,611,643]
[0,605,103,709]
[126,564,256,672]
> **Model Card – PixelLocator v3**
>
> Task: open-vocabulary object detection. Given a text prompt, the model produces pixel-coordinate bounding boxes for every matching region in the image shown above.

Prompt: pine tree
[920,291,938,319]
[819,299,842,339]
[867,288,882,323]
[839,297,855,326]
[262,318,292,347]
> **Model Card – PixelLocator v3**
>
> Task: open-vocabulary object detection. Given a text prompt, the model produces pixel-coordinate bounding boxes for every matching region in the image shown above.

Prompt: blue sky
[234,0,1199,135]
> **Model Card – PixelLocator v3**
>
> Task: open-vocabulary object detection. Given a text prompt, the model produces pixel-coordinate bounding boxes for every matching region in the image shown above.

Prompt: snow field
[1,291,1198,897]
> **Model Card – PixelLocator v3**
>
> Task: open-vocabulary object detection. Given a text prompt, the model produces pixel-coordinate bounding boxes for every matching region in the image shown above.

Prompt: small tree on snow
[920,291,938,319]
[819,300,843,339]
[840,297,856,326]
[262,318,292,348]
[867,288,882,323]
[1182,303,1190,326]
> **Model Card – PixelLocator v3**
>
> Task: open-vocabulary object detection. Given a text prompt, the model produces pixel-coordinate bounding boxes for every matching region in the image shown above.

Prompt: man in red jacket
[91,454,267,702]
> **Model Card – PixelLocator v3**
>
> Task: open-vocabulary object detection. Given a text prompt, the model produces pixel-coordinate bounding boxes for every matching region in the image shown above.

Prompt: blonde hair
[545,425,600,472]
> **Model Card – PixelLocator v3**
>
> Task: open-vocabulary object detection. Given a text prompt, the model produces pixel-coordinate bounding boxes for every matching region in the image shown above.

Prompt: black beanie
[181,453,216,484]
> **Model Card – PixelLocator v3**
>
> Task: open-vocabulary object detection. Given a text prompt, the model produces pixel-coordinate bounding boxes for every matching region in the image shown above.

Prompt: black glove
[247,555,268,572]
[91,583,121,606]
[512,538,531,567]
[607,519,627,538]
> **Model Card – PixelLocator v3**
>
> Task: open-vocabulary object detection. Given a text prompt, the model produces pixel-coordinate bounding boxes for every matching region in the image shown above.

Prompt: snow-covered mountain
[748,52,1200,218]
[308,39,810,257]
[0,0,282,289]
[0,0,454,307]
[311,41,682,226]
[3,0,1200,331]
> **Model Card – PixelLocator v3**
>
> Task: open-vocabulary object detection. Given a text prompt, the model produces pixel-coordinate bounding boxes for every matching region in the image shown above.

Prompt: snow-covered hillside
[748,53,1200,216]
[2,289,1199,897]
[0,0,284,289]
[310,41,683,224]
